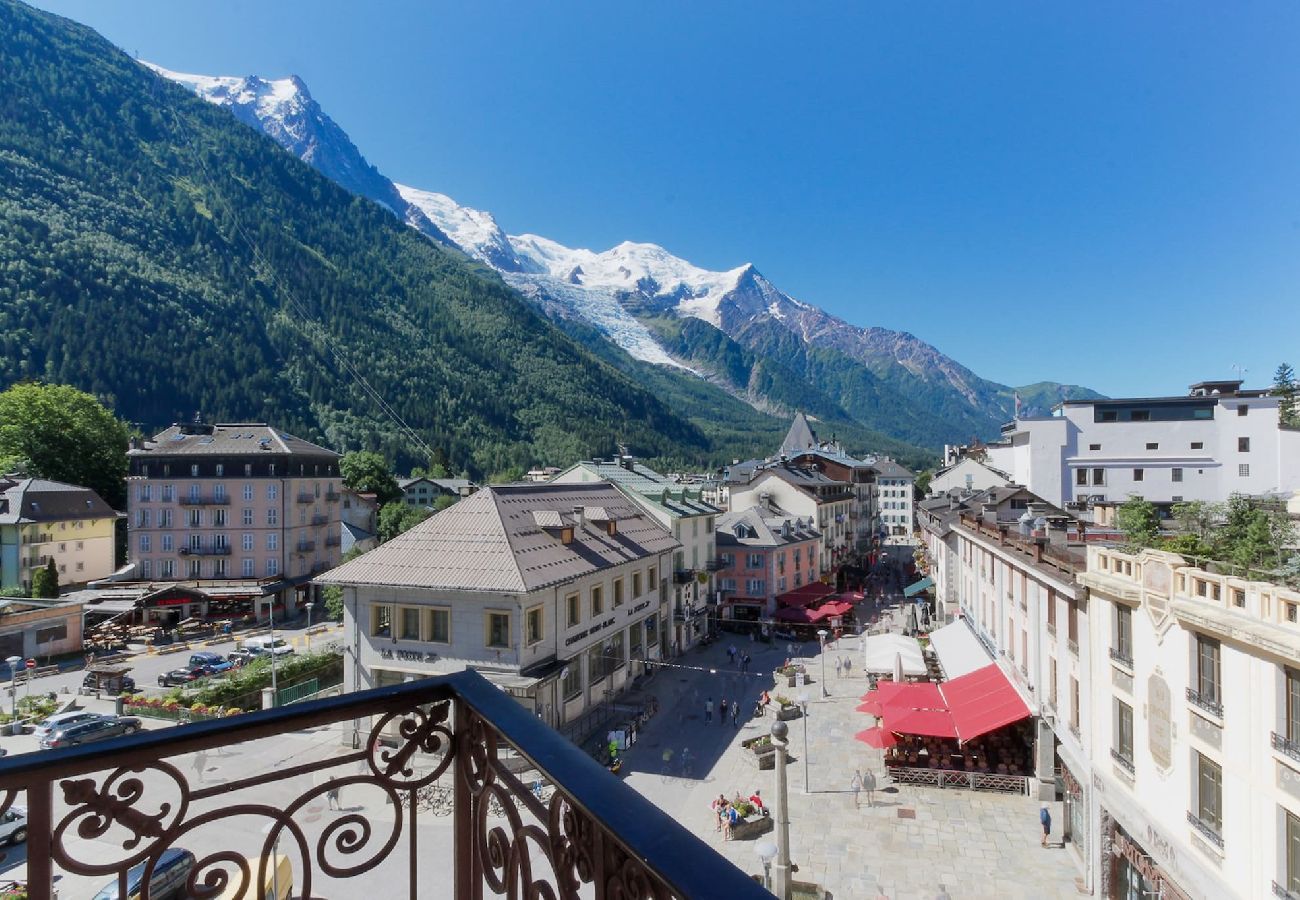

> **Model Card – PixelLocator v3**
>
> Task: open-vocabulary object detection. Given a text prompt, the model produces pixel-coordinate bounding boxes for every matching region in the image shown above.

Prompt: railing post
[26,777,54,900]
[454,698,475,900]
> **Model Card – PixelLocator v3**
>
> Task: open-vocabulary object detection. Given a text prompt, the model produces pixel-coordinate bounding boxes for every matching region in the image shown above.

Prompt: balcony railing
[1109,747,1135,776]
[1109,646,1134,669]
[178,494,230,506]
[324,490,341,503]
[1187,809,1225,849]
[672,569,694,585]
[295,540,317,553]
[1272,731,1300,765]
[325,534,342,548]
[0,670,766,900]
[295,492,316,504]
[705,558,725,572]
[1273,880,1300,900]
[311,514,330,526]
[178,545,232,556]
[1186,686,1224,719]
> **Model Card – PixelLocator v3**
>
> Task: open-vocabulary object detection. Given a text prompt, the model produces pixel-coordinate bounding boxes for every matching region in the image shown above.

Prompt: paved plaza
[621,633,1085,900]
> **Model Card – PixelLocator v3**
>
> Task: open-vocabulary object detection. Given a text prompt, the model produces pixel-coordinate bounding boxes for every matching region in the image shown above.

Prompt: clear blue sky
[30,0,1300,397]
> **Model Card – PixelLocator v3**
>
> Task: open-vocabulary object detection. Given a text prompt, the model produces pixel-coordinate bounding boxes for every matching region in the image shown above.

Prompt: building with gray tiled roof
[715,506,822,619]
[0,476,120,592]
[317,482,679,729]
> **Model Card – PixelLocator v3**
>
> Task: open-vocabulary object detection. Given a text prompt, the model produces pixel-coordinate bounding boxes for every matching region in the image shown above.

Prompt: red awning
[939,664,1031,742]
[774,605,833,623]
[885,707,958,738]
[775,583,836,608]
[874,681,944,713]
[817,600,854,617]
[854,726,898,749]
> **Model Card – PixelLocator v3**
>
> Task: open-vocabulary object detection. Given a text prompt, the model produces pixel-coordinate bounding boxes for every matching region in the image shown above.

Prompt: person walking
[327,783,341,810]
[1040,805,1052,847]
[843,656,853,678]
[741,652,751,674]
[862,768,877,807]
[705,697,714,723]
[834,657,843,678]
[850,770,863,809]
[731,699,740,729]
[719,698,729,725]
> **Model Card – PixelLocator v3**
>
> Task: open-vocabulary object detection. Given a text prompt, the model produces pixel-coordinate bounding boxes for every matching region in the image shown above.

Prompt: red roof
[939,664,1031,742]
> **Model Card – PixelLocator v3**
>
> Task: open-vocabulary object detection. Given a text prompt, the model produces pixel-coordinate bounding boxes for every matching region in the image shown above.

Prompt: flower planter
[776,705,803,722]
[730,814,774,841]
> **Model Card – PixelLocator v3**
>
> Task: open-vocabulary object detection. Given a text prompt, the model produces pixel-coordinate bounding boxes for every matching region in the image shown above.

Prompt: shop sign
[379,647,441,663]
[626,600,650,617]
[564,615,617,647]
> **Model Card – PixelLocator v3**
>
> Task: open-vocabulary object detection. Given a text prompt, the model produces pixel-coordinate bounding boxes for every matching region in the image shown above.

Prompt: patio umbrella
[854,726,898,749]
[892,651,905,684]
[855,700,883,716]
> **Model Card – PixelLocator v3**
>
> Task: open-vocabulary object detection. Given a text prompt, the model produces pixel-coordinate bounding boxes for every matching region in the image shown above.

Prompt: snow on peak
[395,184,534,273]
[143,62,308,121]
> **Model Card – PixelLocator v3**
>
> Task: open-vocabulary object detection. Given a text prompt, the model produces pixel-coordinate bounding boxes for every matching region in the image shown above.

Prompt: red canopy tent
[775,583,836,608]
[854,726,899,749]
[817,600,854,618]
[886,707,958,738]
[774,606,833,624]
[939,664,1031,742]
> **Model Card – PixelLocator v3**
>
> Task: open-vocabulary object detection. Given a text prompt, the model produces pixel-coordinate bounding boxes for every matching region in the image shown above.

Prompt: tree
[0,383,130,509]
[339,451,403,506]
[913,471,932,500]
[377,502,433,543]
[1169,500,1223,543]
[1116,496,1160,548]
[1275,362,1299,428]
[1161,533,1213,558]
[31,558,59,598]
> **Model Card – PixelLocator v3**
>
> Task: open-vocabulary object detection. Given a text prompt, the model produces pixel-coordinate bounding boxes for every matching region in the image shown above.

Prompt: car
[241,636,294,657]
[187,651,234,675]
[92,847,196,900]
[157,666,206,687]
[227,649,259,666]
[33,711,106,744]
[0,806,27,846]
[40,715,142,750]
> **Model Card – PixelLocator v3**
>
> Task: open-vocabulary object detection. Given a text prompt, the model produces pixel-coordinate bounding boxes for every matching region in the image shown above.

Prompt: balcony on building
[295,492,316,504]
[1186,686,1224,719]
[295,540,317,553]
[0,671,766,900]
[324,489,341,503]
[178,544,232,556]
[672,568,694,585]
[705,557,725,572]
[311,514,330,527]
[178,494,230,506]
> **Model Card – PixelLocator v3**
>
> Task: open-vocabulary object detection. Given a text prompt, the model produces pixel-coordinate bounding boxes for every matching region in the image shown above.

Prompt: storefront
[1059,759,1088,866]
[1102,813,1192,900]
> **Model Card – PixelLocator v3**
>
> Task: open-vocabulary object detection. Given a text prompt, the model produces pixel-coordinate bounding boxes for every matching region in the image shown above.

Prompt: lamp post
[755,840,777,891]
[5,657,19,732]
[816,628,829,697]
[797,691,810,794]
[769,719,793,900]
[269,598,278,704]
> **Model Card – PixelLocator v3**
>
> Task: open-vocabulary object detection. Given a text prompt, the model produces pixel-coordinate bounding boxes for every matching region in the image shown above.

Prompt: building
[317,482,678,730]
[0,596,84,660]
[0,477,119,592]
[985,379,1300,512]
[339,488,378,556]
[397,476,474,509]
[870,457,916,538]
[730,463,853,572]
[927,457,1015,499]
[126,422,343,618]
[714,505,821,622]
[1078,547,1300,899]
[551,455,719,655]
[785,449,879,553]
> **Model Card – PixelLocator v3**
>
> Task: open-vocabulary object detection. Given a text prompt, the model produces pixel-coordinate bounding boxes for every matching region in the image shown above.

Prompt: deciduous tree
[1116,496,1160,548]
[339,451,403,506]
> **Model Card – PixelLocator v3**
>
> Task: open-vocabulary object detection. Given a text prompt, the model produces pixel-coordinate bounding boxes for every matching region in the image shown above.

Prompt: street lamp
[797,691,810,794]
[5,657,19,732]
[769,719,793,900]
[269,599,278,704]
[755,840,777,890]
[816,628,829,697]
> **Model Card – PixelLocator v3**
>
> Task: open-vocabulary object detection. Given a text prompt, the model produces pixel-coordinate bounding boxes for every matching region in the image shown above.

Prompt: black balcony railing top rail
[1272,731,1300,765]
[1109,747,1135,776]
[0,670,766,900]
[1186,686,1224,719]
[1108,646,1133,669]
[1186,809,1224,849]
[178,544,232,556]
[178,494,230,505]
[1273,880,1300,900]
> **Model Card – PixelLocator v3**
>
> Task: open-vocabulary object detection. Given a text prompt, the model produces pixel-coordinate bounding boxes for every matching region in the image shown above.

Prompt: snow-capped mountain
[144,63,449,246]
[149,62,1100,447]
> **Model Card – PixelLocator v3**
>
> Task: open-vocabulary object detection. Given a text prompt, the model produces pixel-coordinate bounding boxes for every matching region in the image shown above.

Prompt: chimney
[981,502,998,525]
[572,506,585,530]
[129,436,142,451]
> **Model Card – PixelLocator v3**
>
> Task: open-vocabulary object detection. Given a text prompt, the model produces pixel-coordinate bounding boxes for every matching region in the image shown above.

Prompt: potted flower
[774,696,802,722]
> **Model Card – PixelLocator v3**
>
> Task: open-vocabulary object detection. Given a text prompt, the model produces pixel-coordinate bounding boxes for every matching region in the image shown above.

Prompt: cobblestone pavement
[622,632,1086,900]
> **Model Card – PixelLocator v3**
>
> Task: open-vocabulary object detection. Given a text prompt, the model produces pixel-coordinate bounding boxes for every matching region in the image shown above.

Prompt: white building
[551,455,719,655]
[318,482,678,731]
[927,457,1015,499]
[1078,546,1300,900]
[984,380,1300,512]
[730,464,853,572]
[870,457,916,538]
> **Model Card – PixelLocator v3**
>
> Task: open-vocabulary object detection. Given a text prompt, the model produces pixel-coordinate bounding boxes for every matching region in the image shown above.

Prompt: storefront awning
[903,576,934,597]
[927,618,993,679]
[861,633,926,676]
[886,706,957,738]
[775,583,836,608]
[940,664,1031,742]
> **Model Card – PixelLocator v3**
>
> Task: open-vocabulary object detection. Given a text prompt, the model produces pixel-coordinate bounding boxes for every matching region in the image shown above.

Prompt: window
[647,567,657,590]
[1172,468,1183,483]
[613,578,624,607]
[1067,598,1079,646]
[189,533,203,552]
[188,509,202,527]
[526,607,543,645]
[190,464,200,477]
[429,608,450,643]
[267,509,279,526]
[267,484,279,501]
[1070,677,1080,731]
[213,558,227,578]
[1288,668,1300,745]
[266,558,279,576]
[609,631,626,670]
[36,623,68,644]
[632,571,642,597]
[266,533,278,551]
[747,552,764,569]
[1194,751,1223,836]
[1239,464,1251,477]
[139,534,151,553]
[1239,437,1251,452]
[371,605,393,638]
[139,484,152,502]
[136,508,150,528]
[1238,404,1248,417]
[706,517,714,533]
[1288,809,1300,894]
[1195,634,1221,707]
[213,508,227,527]
[1092,468,1105,486]
[188,559,202,578]
[746,579,764,596]
[566,593,580,628]
[399,607,422,641]
[1049,657,1058,707]
[160,559,175,578]
[1145,442,1158,450]
[242,533,254,551]
[1115,699,1134,764]
[586,643,606,684]
[242,508,253,526]
[160,508,173,528]
[243,484,254,501]
[241,558,254,578]
[561,663,582,699]
[630,618,643,658]
[1130,410,1150,422]
[1133,468,1144,482]
[141,560,153,578]
[161,534,174,552]
[1114,604,1133,663]
[244,464,253,477]
[1089,443,1101,451]
[645,614,659,646]
[590,585,603,617]
[1076,469,1088,486]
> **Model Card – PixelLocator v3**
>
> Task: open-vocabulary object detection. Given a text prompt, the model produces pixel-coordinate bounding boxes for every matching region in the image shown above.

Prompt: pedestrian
[834,657,843,678]
[741,653,750,674]
[727,644,736,665]
[719,698,728,724]
[705,697,713,723]
[862,768,877,807]
[192,749,207,783]
[712,794,727,832]
[1040,805,1052,847]
[844,656,853,678]
[850,769,863,809]
[731,700,740,728]
[327,783,341,810]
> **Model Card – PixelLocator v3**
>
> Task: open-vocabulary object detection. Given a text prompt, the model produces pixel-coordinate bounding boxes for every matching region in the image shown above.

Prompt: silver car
[32,711,104,744]
[0,806,27,845]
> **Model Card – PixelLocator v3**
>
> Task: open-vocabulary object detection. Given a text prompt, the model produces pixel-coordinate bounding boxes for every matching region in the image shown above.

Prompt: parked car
[227,649,259,666]
[0,806,27,845]
[241,636,294,657]
[187,651,234,675]
[157,667,206,687]
[40,716,142,750]
[80,666,138,696]
[92,847,196,900]
[33,711,106,744]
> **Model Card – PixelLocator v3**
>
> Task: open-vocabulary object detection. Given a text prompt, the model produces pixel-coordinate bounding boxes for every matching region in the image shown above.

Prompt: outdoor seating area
[883,721,1035,776]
